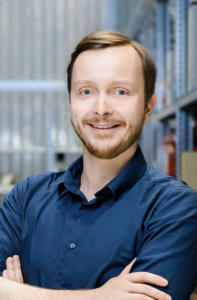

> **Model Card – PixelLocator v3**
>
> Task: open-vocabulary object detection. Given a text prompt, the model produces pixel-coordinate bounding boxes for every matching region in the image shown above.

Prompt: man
[0,30,197,300]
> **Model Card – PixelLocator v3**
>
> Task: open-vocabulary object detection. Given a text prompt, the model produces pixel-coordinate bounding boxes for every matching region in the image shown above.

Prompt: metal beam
[175,0,187,98]
[155,87,197,121]
[0,81,67,91]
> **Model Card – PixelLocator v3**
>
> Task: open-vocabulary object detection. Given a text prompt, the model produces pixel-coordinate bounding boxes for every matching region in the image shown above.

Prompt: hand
[2,255,24,283]
[95,258,171,300]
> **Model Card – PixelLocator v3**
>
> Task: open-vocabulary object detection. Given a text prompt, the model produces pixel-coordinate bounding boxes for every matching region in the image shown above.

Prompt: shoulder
[25,170,67,188]
[144,164,197,212]
[145,164,189,190]
[6,169,68,200]
[145,163,196,194]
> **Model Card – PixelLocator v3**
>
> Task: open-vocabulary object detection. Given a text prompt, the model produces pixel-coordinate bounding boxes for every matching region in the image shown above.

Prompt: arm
[0,180,171,299]
[130,187,197,299]
[0,179,28,273]
[1,256,171,300]
[0,276,94,300]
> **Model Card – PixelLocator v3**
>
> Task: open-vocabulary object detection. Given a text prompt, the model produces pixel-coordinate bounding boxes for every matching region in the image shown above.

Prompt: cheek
[70,103,79,125]
[70,100,83,116]
[118,104,139,124]
[70,100,90,124]
[126,98,145,121]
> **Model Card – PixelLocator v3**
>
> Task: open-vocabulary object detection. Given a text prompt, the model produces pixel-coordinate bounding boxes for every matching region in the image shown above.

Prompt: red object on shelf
[163,133,176,177]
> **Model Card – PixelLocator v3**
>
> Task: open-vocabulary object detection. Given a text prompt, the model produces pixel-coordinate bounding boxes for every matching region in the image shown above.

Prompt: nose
[93,92,113,116]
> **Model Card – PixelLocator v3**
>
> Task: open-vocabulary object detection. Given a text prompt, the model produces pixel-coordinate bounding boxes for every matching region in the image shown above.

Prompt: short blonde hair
[67,30,157,107]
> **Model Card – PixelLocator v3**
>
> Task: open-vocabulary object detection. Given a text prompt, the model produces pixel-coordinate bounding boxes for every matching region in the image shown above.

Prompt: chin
[84,140,135,160]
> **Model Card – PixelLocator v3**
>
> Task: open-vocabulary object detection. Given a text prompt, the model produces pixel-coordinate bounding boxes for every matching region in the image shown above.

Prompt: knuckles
[140,284,149,294]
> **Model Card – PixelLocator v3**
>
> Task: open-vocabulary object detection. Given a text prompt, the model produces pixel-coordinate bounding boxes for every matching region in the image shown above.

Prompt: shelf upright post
[166,0,176,105]
[155,1,167,172]
[175,0,188,179]
[155,1,166,111]
[176,108,187,179]
[176,109,181,179]
[175,0,187,99]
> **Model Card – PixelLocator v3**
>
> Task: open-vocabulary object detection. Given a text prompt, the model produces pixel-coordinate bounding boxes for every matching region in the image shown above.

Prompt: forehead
[71,45,144,87]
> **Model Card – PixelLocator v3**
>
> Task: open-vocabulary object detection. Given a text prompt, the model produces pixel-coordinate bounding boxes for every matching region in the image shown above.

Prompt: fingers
[13,255,24,283]
[128,272,168,287]
[127,283,171,300]
[6,257,17,281]
[2,269,9,279]
[3,256,24,283]
[121,257,137,275]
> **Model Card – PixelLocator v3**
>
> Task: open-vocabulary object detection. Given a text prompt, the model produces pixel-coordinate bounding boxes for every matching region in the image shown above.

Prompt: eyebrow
[73,80,138,90]
[73,80,94,87]
[110,80,138,90]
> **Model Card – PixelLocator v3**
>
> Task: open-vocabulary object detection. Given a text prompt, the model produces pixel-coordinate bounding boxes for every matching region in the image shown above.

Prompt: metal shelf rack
[118,0,197,182]
[156,87,197,121]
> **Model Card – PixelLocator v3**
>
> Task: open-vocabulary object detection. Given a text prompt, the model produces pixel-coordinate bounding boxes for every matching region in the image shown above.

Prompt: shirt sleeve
[0,179,28,275]
[130,186,197,300]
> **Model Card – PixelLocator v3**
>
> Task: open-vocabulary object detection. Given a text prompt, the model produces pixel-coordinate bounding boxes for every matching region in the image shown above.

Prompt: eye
[81,89,91,95]
[116,90,127,96]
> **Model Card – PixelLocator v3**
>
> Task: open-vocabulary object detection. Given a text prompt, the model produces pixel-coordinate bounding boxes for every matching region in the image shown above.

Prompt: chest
[21,194,144,289]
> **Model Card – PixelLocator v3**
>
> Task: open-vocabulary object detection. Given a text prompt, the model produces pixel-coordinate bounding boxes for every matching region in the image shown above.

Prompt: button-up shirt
[0,145,197,299]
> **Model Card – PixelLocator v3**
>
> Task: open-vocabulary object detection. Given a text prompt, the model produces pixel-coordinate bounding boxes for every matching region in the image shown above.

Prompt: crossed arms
[0,255,171,300]
[1,181,197,299]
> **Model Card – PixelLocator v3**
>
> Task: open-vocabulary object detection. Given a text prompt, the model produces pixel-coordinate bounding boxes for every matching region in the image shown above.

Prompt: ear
[144,94,156,124]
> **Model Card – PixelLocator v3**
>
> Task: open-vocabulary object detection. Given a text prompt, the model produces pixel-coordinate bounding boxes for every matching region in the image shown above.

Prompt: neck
[80,143,138,201]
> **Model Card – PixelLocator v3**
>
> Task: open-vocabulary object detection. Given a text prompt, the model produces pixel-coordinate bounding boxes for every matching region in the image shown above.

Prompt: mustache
[82,116,126,125]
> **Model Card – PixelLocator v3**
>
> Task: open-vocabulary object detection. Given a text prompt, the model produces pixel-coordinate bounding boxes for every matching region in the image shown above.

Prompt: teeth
[92,124,118,129]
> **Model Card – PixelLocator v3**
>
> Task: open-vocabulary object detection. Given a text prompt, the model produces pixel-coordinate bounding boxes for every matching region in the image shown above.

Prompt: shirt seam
[145,166,190,214]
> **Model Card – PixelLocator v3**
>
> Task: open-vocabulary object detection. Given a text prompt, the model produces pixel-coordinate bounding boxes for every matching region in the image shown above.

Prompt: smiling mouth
[88,124,121,129]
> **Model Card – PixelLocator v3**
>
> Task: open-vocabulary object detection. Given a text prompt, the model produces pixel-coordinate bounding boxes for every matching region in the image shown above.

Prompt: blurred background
[0,0,197,196]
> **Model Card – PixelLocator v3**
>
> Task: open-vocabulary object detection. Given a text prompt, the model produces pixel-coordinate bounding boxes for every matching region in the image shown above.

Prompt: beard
[71,113,145,160]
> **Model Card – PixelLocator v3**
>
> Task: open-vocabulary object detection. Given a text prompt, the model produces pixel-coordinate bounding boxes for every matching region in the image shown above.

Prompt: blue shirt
[0,145,197,299]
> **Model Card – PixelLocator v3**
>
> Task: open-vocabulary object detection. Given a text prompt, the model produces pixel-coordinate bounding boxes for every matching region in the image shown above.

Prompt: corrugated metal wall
[0,0,107,182]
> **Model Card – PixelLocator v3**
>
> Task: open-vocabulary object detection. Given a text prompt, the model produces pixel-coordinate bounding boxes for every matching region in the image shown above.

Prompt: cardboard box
[192,287,197,300]
[193,293,197,300]
[181,152,197,191]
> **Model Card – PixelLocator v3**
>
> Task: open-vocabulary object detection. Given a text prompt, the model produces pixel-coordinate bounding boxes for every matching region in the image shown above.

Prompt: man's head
[67,30,157,159]
[67,30,157,108]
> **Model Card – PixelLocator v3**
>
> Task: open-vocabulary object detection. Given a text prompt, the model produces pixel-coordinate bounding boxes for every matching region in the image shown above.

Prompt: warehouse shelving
[116,0,197,183]
[156,87,197,121]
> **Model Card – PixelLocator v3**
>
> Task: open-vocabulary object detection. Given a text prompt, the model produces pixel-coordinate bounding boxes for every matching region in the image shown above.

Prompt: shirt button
[70,243,76,249]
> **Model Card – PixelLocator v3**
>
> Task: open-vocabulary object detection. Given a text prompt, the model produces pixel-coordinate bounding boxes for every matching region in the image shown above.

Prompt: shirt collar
[58,144,147,201]
[105,144,147,201]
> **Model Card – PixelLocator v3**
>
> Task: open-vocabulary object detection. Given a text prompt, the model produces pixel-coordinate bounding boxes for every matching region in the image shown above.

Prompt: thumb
[120,258,137,275]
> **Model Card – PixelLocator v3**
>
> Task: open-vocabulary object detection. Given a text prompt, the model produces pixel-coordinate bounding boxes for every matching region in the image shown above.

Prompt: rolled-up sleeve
[130,187,197,300]
[0,179,28,275]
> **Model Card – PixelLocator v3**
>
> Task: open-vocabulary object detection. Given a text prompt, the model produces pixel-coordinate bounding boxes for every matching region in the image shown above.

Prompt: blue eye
[117,90,126,95]
[82,90,91,95]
